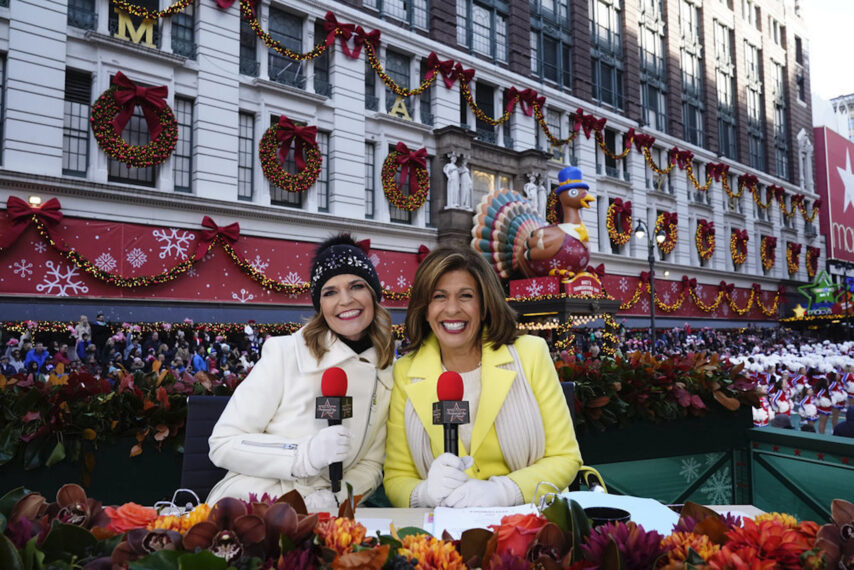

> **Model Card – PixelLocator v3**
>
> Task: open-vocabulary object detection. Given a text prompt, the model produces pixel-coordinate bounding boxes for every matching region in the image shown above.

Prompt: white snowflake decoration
[721,303,729,316]
[549,258,562,270]
[186,267,199,278]
[699,467,732,504]
[671,282,679,293]
[33,241,47,254]
[369,253,381,267]
[232,289,255,303]
[152,228,193,259]
[94,252,117,272]
[281,271,304,298]
[36,261,89,297]
[397,275,408,289]
[661,291,671,304]
[249,255,270,273]
[126,248,148,269]
[526,280,544,297]
[618,277,629,293]
[10,259,33,278]
[679,457,702,482]
[641,298,650,312]
[545,280,558,294]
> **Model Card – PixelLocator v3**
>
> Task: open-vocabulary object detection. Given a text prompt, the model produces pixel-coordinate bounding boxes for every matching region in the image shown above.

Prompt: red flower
[490,513,549,558]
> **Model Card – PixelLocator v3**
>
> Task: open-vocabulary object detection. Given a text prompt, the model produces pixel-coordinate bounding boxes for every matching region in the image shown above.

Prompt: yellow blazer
[383,333,582,507]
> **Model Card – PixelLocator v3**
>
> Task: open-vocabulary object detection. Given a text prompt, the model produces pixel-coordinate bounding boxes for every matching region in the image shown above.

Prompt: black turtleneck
[338,334,373,355]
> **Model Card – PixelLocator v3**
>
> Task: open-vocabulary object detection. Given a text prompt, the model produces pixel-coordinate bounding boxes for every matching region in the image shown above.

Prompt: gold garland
[685,163,713,192]
[726,288,754,316]
[721,176,744,200]
[642,147,677,175]
[111,0,194,19]
[806,247,820,279]
[760,236,777,272]
[797,199,821,223]
[730,231,748,266]
[756,289,782,317]
[689,287,725,313]
[654,213,678,255]
[695,221,715,261]
[595,130,633,161]
[605,202,632,246]
[619,280,645,310]
[786,243,801,275]
[751,185,775,210]
[646,281,686,312]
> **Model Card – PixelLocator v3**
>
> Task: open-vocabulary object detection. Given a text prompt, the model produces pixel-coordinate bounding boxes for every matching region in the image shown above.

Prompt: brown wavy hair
[303,285,394,369]
[404,245,519,354]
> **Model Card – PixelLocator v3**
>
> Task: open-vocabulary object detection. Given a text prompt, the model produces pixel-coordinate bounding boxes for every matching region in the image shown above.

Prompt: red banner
[815,126,854,263]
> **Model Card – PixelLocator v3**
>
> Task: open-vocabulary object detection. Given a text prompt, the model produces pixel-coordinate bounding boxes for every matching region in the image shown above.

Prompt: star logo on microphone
[318,399,337,419]
[447,402,467,423]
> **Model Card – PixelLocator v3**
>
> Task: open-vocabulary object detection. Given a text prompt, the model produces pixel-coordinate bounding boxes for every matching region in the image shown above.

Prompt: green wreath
[90,86,178,168]
[259,125,322,193]
[381,150,430,211]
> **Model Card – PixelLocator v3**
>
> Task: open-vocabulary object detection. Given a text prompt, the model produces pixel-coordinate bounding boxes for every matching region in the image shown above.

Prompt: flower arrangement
[90,85,178,168]
[2,484,848,569]
[695,219,715,261]
[730,229,749,266]
[381,143,430,211]
[787,242,802,275]
[258,117,322,193]
[760,235,777,272]
[606,199,632,246]
[654,212,678,255]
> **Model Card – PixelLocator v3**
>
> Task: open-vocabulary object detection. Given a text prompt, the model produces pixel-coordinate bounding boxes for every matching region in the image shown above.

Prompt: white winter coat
[207,329,392,504]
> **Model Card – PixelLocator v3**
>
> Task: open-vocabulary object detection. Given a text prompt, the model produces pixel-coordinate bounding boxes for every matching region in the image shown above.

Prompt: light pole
[635,220,667,354]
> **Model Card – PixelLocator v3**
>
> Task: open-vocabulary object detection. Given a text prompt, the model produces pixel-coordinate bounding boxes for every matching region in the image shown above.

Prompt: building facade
[0,0,822,327]
[830,93,854,142]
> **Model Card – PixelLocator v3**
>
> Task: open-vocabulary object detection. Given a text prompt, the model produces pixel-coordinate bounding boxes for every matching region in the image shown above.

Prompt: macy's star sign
[839,150,854,212]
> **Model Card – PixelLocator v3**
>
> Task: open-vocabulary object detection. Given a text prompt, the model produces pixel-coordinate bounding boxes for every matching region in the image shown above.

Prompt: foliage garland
[90,86,177,168]
[381,149,430,211]
[605,201,632,246]
[751,185,776,210]
[760,236,777,272]
[111,0,194,19]
[786,242,801,275]
[730,230,748,266]
[798,198,822,223]
[654,213,678,255]
[695,220,715,262]
[806,246,821,279]
[258,124,322,193]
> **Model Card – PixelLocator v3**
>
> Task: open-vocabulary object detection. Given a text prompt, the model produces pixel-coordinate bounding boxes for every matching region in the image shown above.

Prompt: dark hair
[404,245,519,354]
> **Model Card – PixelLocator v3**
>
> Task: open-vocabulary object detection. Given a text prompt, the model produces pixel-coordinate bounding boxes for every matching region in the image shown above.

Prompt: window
[772,62,788,179]
[639,9,666,131]
[239,13,259,76]
[418,59,434,125]
[109,0,160,48]
[316,132,330,212]
[268,8,304,88]
[475,83,496,143]
[590,0,623,109]
[108,77,157,186]
[531,0,571,88]
[0,56,5,162]
[715,22,736,158]
[62,70,91,177]
[680,2,703,146]
[546,109,563,161]
[237,112,254,201]
[501,90,513,149]
[269,118,329,209]
[389,145,414,224]
[313,21,331,97]
[794,36,803,64]
[68,0,97,30]
[457,0,508,62]
[745,43,765,171]
[472,167,512,210]
[171,3,196,58]
[364,0,428,29]
[596,129,629,181]
[385,50,410,114]
[365,142,376,219]
[365,60,378,111]
[742,0,759,29]
[646,147,671,193]
[173,97,194,192]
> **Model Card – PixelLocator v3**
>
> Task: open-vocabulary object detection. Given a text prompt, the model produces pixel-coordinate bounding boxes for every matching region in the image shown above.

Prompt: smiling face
[319,273,376,341]
[426,269,482,355]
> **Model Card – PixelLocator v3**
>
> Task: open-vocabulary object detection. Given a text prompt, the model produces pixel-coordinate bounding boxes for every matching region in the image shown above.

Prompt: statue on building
[537,178,548,220]
[458,156,473,210]
[443,152,460,209]
[524,173,539,215]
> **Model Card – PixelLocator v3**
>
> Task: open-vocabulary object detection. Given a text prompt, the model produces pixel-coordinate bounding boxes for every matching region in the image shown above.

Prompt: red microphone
[432,371,470,455]
[316,367,352,493]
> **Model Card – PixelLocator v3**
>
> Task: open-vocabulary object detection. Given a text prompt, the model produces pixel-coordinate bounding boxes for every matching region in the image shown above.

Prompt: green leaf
[44,441,65,467]
[127,549,183,570]
[38,522,97,562]
[569,499,591,563]
[177,550,229,570]
[0,488,31,520]
[22,436,47,471]
[395,527,431,538]
[0,423,22,466]
[280,534,296,553]
[542,495,570,533]
[0,533,25,570]
[22,536,45,570]
[0,512,5,534]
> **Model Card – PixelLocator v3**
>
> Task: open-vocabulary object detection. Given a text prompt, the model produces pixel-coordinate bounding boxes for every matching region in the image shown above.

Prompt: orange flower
[315,517,367,556]
[105,502,158,534]
[707,544,778,569]
[661,531,720,563]
[147,503,211,533]
[754,512,797,529]
[397,534,464,570]
[715,518,811,568]
[490,512,549,558]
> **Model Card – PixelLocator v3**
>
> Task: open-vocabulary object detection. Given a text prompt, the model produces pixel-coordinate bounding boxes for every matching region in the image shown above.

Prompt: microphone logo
[446,402,468,423]
[317,399,338,419]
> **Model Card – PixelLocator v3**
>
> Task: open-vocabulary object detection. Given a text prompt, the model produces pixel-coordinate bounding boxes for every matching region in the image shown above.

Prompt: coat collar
[403,331,517,457]
[293,328,381,376]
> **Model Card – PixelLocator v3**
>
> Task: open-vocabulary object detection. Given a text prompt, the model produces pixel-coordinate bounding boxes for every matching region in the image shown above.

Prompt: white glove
[425,453,472,506]
[306,425,351,473]
[443,478,515,508]
[303,489,338,513]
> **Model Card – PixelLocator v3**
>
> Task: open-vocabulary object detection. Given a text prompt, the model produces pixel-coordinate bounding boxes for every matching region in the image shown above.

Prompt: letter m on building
[113,9,156,48]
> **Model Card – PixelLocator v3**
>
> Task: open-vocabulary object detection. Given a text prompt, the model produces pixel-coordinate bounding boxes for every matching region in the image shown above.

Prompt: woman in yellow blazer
[384,245,582,508]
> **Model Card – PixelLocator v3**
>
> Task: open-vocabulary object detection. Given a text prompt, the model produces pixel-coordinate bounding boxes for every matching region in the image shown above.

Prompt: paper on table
[563,491,679,535]
[432,503,539,539]
[355,518,394,537]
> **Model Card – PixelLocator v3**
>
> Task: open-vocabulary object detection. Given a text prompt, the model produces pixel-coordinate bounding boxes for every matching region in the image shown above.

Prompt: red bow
[661,212,678,226]
[706,162,729,182]
[762,236,778,249]
[217,0,256,9]
[353,26,381,58]
[454,63,475,85]
[812,199,823,210]
[769,185,784,200]
[792,194,804,205]
[276,116,317,170]
[733,229,748,245]
[586,264,605,278]
[111,72,169,140]
[723,283,735,294]
[426,53,457,88]
[416,244,431,263]
[611,197,626,214]
[752,283,762,293]
[640,272,651,283]
[1,196,68,251]
[788,243,802,255]
[738,173,758,189]
[682,276,697,289]
[517,89,543,116]
[623,128,636,150]
[394,142,428,194]
[355,239,371,255]
[633,133,656,152]
[670,147,694,170]
[195,216,240,260]
[573,108,606,139]
[323,12,356,57]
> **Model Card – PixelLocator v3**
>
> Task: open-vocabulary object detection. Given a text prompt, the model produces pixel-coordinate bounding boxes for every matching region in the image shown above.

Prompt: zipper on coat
[241,440,297,451]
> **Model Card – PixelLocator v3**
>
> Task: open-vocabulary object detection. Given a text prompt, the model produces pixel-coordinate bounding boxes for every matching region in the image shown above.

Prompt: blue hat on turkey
[555,165,589,194]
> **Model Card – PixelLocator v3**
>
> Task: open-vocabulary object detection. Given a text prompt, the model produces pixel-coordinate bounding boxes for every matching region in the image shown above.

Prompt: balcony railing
[476,128,496,144]
[68,7,97,30]
[314,80,332,97]
[239,59,260,77]
[365,95,379,111]
[171,38,197,59]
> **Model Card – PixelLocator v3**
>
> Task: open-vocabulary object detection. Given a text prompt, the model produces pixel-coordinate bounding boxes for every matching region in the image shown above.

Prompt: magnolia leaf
[395,527,431,539]
[127,549,187,570]
[459,527,492,563]
[0,487,31,520]
[22,535,45,570]
[713,390,740,411]
[0,533,24,570]
[332,544,389,570]
[600,538,623,570]
[569,498,590,562]
[45,441,66,467]
[154,425,169,442]
[541,495,570,533]
[0,425,22,467]
[693,516,730,545]
[40,522,97,562]
[130,444,143,458]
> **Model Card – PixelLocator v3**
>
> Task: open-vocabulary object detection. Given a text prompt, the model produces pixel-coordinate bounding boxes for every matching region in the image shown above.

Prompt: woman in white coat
[207,235,394,511]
